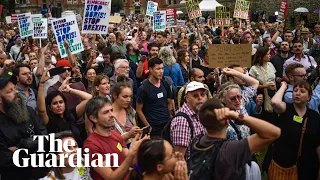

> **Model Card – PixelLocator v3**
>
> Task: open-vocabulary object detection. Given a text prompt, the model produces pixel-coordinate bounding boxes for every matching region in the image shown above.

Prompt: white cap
[185,82,208,95]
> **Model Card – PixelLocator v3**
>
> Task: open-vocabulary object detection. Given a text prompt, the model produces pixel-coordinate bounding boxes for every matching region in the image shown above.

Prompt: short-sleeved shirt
[249,62,277,83]
[39,163,92,180]
[170,103,206,159]
[136,80,172,126]
[197,136,252,180]
[83,131,127,180]
[16,86,37,111]
[282,55,317,77]
[114,108,136,134]
[273,103,320,179]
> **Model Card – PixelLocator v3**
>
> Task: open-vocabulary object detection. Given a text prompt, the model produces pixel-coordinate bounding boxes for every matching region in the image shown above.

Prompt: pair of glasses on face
[230,94,242,102]
[292,74,307,78]
[64,67,72,72]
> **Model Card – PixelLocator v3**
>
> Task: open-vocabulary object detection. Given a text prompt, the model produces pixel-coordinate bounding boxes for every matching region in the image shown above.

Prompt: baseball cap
[185,81,208,95]
[0,70,17,89]
[56,59,72,68]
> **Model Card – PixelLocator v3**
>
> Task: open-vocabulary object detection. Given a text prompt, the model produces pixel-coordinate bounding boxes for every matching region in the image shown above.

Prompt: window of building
[67,0,72,4]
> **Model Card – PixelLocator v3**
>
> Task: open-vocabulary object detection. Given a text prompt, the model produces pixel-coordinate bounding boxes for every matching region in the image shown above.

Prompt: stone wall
[218,0,319,27]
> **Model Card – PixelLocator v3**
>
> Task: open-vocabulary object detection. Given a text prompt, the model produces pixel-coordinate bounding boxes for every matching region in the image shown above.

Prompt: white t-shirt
[38,167,92,180]
[33,65,59,96]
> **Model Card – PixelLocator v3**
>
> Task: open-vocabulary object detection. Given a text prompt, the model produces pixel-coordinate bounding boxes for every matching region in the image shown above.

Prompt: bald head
[190,68,205,83]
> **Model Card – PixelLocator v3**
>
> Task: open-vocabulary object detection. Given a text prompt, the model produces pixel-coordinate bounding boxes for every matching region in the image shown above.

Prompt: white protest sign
[146,1,158,16]
[177,20,185,27]
[52,15,84,58]
[153,11,166,31]
[114,13,120,16]
[18,13,33,38]
[31,14,42,19]
[5,16,11,24]
[33,18,48,39]
[82,0,111,34]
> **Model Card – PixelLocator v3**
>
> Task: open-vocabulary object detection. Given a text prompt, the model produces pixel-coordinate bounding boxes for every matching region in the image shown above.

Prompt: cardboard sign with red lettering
[276,0,288,22]
[233,0,250,19]
[185,0,202,20]
[215,6,231,26]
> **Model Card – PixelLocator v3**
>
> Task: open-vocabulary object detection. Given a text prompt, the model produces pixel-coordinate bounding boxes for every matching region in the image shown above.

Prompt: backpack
[187,135,224,180]
[161,112,194,145]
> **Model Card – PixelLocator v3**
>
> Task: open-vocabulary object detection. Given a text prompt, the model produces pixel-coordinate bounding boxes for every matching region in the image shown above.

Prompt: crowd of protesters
[0,14,320,180]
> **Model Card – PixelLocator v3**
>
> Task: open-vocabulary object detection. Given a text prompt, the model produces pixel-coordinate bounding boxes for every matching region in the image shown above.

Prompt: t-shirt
[197,136,252,180]
[39,166,92,180]
[273,103,320,179]
[83,131,127,180]
[128,54,138,63]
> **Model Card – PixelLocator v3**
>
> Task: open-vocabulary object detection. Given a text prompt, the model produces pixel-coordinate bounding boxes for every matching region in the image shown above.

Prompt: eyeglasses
[293,45,302,48]
[230,94,242,102]
[292,74,307,78]
[64,67,72,72]
[119,66,130,70]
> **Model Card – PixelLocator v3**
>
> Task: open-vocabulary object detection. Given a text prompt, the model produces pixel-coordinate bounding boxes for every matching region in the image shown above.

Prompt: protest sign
[114,13,120,16]
[177,20,186,27]
[208,44,252,68]
[18,13,33,38]
[166,9,177,27]
[5,16,11,24]
[233,0,250,19]
[185,0,202,20]
[109,16,122,24]
[52,15,84,58]
[146,1,158,16]
[215,6,231,26]
[33,18,48,39]
[153,11,166,31]
[276,0,288,22]
[81,0,111,34]
[11,15,18,23]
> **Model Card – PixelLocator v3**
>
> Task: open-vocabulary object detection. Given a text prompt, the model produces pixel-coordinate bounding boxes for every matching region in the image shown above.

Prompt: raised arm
[35,44,49,77]
[37,69,51,125]
[223,67,259,89]
[136,56,147,78]
[271,81,287,114]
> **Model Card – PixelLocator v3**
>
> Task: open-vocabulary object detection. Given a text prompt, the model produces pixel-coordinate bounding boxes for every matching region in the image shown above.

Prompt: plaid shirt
[170,103,206,160]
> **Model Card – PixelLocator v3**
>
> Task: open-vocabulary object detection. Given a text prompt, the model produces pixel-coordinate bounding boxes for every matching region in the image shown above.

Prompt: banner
[82,0,111,34]
[33,18,48,39]
[215,6,231,26]
[146,1,158,16]
[276,0,288,22]
[233,0,250,19]
[51,15,84,58]
[185,0,202,20]
[208,44,252,68]
[153,11,166,31]
[18,13,33,38]
[177,20,186,27]
[166,9,177,27]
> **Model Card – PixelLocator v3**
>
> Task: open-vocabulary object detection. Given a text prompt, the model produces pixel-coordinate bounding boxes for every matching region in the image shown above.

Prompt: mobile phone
[48,66,66,77]
[142,126,151,137]
[69,77,82,83]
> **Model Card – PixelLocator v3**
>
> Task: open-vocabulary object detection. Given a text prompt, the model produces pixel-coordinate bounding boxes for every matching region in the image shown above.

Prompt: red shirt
[142,59,149,79]
[83,130,127,180]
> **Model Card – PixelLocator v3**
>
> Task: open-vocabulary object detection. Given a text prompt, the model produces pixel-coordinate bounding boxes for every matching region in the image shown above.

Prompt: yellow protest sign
[208,44,252,68]
[233,0,250,19]
[185,0,202,20]
[109,16,122,24]
[215,6,231,26]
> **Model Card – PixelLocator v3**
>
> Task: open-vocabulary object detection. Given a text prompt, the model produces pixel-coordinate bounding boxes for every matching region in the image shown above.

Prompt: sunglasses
[230,94,242,102]
[64,67,72,72]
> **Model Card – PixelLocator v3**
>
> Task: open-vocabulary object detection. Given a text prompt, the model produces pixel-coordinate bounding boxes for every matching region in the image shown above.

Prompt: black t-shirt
[273,103,320,179]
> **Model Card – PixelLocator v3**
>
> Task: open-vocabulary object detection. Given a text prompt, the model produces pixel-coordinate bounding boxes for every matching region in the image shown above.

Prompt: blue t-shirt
[136,80,172,126]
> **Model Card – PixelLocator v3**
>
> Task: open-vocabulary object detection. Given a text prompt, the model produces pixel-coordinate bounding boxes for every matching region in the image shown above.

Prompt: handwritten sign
[18,13,33,38]
[153,11,166,31]
[166,9,177,27]
[185,0,202,20]
[276,0,288,22]
[233,0,250,19]
[33,18,48,39]
[208,44,252,68]
[52,15,84,58]
[146,1,158,16]
[177,20,185,27]
[82,0,111,34]
[215,6,231,26]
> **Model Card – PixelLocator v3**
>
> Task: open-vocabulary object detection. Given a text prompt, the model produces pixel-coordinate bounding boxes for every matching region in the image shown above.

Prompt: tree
[111,0,122,15]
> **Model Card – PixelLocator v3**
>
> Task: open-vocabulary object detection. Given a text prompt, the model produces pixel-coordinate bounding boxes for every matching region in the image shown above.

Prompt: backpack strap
[175,111,195,140]
[229,120,242,140]
[297,117,308,163]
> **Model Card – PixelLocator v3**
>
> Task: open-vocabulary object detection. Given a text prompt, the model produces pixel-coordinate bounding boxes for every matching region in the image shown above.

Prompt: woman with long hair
[269,81,320,180]
[92,74,111,99]
[130,139,188,180]
[176,49,190,83]
[83,68,96,94]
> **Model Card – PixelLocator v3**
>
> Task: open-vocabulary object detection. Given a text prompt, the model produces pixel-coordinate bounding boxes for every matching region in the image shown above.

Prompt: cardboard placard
[109,16,122,24]
[276,0,288,22]
[18,13,33,38]
[233,0,250,19]
[33,18,48,39]
[215,6,231,26]
[153,11,166,31]
[51,15,84,58]
[208,44,252,68]
[146,1,158,16]
[82,0,111,34]
[185,0,202,20]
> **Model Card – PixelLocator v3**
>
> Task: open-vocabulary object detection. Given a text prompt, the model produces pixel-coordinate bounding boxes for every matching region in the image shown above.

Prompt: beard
[2,95,30,124]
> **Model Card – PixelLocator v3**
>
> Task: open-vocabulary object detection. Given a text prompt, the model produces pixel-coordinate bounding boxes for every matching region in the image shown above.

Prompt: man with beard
[0,70,48,180]
[111,31,127,57]
[270,41,293,88]
[170,81,208,160]
[14,64,37,111]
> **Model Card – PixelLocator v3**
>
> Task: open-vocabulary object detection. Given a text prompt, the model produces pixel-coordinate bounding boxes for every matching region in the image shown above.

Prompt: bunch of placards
[276,0,288,22]
[81,0,111,34]
[32,17,48,39]
[233,0,250,19]
[215,6,231,26]
[185,0,202,20]
[51,15,84,58]
[153,11,166,31]
[166,9,177,27]
[18,13,33,38]
[146,1,158,16]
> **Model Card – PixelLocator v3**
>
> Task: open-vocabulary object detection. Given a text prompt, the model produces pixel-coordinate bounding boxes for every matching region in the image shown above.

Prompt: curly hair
[158,46,176,66]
